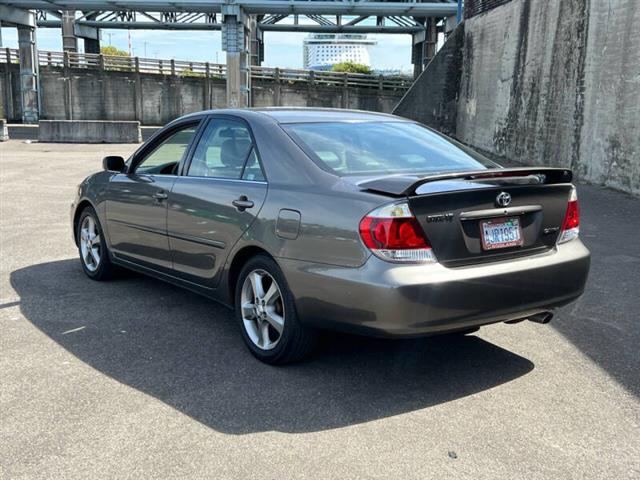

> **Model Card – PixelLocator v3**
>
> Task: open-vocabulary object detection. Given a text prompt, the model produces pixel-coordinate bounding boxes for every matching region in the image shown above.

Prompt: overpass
[0,0,462,122]
[0,46,412,124]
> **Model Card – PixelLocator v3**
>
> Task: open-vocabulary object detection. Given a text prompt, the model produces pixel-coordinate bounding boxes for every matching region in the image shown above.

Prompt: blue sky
[0,27,414,72]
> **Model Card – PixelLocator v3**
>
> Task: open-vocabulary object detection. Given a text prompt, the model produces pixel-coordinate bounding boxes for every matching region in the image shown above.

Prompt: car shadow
[10,259,534,434]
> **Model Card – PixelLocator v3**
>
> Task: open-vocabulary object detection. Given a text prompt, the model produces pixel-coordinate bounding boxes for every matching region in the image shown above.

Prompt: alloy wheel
[240,269,285,351]
[79,215,102,272]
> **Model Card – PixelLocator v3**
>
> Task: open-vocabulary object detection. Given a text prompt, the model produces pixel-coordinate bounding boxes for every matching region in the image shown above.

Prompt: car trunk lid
[357,168,574,267]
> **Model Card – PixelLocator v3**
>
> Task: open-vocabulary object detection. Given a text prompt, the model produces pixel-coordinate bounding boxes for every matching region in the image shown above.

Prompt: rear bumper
[280,240,590,337]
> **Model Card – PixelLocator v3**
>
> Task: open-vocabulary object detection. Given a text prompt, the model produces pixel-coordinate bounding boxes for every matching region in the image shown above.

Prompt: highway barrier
[38,120,142,143]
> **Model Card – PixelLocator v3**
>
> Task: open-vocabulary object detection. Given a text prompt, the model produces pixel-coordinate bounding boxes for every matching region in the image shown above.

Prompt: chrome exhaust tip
[528,312,553,324]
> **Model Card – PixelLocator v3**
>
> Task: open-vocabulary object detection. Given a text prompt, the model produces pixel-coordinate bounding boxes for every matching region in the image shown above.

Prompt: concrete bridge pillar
[412,17,437,79]
[221,5,250,108]
[61,10,78,52]
[17,24,39,123]
[61,10,101,54]
[249,15,263,66]
[0,6,40,122]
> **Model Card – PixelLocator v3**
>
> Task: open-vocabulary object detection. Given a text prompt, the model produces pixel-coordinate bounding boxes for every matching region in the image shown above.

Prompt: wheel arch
[72,199,97,246]
[226,245,277,305]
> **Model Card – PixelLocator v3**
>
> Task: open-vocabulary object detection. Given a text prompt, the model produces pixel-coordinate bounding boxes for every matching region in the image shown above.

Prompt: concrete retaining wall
[393,24,465,136]
[38,120,142,143]
[394,0,640,195]
[455,0,589,177]
[580,0,640,194]
[1,64,405,125]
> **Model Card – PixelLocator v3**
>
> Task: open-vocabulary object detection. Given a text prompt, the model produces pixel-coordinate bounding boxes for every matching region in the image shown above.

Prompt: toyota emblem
[496,192,512,207]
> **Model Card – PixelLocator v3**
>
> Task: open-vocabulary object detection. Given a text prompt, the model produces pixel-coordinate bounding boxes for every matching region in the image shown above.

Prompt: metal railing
[0,48,20,64]
[251,65,410,90]
[0,48,411,90]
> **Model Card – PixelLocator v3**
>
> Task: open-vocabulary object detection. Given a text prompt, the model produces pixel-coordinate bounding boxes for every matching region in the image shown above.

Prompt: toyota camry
[71,108,590,364]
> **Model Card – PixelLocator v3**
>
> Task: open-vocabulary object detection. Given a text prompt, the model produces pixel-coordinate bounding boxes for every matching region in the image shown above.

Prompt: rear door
[167,116,267,288]
[106,122,200,269]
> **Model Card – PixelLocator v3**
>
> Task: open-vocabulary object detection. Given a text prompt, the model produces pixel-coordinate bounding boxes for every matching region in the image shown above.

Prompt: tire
[235,254,316,365]
[76,206,116,281]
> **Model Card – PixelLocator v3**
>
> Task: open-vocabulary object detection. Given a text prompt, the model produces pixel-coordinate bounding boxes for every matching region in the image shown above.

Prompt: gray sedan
[71,108,590,364]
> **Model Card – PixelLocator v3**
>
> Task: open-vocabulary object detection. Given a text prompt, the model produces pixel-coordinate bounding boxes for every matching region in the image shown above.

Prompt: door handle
[232,196,254,211]
[153,191,168,201]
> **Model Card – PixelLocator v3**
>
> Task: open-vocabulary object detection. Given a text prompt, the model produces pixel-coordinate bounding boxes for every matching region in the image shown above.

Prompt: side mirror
[103,155,125,172]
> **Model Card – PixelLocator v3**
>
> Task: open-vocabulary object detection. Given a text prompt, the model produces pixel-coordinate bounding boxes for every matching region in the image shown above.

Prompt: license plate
[480,217,523,250]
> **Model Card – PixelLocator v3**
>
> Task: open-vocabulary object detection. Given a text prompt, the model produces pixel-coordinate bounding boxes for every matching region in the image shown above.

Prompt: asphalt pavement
[1,140,638,479]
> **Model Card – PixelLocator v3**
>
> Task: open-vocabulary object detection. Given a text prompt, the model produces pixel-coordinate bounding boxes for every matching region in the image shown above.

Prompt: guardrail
[251,65,410,90]
[34,50,229,77]
[0,48,20,64]
[0,48,411,91]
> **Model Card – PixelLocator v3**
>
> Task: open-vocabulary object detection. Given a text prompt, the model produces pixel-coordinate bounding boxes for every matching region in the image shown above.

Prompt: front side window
[283,122,497,176]
[135,125,198,175]
[187,119,257,179]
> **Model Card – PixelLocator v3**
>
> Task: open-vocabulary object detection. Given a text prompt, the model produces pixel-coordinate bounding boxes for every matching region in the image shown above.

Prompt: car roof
[178,107,408,125]
[250,108,405,124]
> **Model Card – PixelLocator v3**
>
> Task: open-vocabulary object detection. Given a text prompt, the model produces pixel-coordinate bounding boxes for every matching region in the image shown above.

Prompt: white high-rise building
[303,33,377,69]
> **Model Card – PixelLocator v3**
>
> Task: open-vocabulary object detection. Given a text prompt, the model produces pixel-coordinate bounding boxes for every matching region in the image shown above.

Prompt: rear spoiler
[357,167,573,196]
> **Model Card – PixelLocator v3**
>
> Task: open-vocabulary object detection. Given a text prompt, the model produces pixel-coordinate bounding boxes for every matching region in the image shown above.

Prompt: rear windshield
[283,121,497,176]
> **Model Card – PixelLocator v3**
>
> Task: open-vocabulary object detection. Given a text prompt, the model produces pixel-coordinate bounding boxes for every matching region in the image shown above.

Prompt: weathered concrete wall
[0,65,404,125]
[580,0,640,194]
[36,67,227,125]
[456,0,589,173]
[1,64,21,122]
[393,24,465,136]
[249,82,401,112]
[39,120,142,143]
[395,0,640,195]
[464,0,514,18]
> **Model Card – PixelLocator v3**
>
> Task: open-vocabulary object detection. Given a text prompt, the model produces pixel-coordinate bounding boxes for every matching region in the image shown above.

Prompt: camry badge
[496,192,512,207]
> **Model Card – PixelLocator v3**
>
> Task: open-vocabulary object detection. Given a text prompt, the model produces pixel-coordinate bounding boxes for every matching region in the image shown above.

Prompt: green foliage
[180,67,205,78]
[331,62,372,74]
[100,46,129,57]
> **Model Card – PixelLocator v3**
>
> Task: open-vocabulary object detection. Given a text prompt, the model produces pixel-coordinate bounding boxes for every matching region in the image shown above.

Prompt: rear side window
[283,122,496,176]
[188,119,256,179]
[241,148,265,181]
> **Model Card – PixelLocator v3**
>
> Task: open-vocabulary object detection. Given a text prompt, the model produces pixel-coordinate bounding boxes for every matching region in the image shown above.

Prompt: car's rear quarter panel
[252,186,381,268]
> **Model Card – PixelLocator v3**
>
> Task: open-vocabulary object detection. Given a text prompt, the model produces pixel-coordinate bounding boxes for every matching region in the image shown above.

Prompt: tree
[100,46,129,57]
[331,62,372,74]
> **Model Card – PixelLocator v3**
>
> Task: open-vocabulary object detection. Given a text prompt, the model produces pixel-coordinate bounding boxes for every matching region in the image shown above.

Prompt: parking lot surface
[1,140,639,479]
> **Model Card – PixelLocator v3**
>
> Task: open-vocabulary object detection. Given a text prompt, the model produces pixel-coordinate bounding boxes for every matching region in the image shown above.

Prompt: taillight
[359,202,437,263]
[558,187,580,244]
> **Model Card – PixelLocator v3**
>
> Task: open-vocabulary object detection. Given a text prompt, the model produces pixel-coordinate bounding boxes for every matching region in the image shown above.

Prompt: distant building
[303,33,377,69]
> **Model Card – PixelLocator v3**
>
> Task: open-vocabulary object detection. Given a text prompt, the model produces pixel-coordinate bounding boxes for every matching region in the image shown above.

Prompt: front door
[106,123,199,269]
[168,117,267,287]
